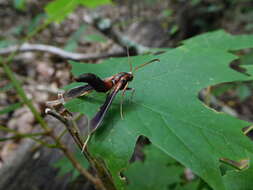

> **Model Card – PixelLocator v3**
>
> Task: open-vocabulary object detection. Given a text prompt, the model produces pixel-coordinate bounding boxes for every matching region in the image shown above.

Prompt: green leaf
[13,0,26,11]
[45,0,112,23]
[65,30,253,190]
[240,51,253,65]
[223,153,253,190]
[191,0,201,6]
[236,84,251,101]
[64,24,87,51]
[45,0,79,23]
[125,145,184,190]
[83,34,107,43]
[0,102,23,115]
[175,181,200,190]
[27,14,46,33]
[170,24,179,35]
[78,0,112,8]
[162,9,173,17]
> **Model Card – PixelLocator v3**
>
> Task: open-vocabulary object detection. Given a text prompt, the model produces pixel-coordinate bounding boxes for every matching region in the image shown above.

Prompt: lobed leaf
[125,145,190,190]
[65,30,253,190]
[223,153,253,190]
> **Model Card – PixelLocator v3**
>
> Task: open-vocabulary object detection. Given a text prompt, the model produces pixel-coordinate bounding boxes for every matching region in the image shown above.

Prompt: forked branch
[46,109,117,190]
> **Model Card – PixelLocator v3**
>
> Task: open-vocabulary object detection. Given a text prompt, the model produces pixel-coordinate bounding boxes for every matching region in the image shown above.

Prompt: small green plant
[45,0,112,23]
[13,0,27,11]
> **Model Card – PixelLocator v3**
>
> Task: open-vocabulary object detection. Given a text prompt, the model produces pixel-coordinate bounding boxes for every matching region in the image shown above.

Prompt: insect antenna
[118,46,133,119]
[133,59,160,73]
[127,46,133,73]
[82,134,90,152]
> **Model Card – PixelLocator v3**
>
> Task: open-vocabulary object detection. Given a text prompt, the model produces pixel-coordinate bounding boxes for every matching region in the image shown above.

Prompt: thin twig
[46,109,117,190]
[0,43,125,61]
[29,137,60,149]
[0,132,46,141]
[45,108,89,151]
[57,129,68,140]
[60,144,105,190]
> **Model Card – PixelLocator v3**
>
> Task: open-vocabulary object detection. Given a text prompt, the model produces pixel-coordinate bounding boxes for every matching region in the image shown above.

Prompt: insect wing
[64,84,93,100]
[88,81,122,134]
[75,73,108,92]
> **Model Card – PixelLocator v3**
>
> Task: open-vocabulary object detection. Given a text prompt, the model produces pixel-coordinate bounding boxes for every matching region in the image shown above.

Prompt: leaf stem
[0,125,20,133]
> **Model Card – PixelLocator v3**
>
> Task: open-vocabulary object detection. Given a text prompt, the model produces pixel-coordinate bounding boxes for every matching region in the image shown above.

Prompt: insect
[46,58,160,137]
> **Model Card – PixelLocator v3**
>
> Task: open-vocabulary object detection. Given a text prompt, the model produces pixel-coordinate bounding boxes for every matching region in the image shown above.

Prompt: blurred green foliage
[45,0,112,23]
[64,24,87,51]
[0,102,23,115]
[13,0,26,11]
[83,34,107,43]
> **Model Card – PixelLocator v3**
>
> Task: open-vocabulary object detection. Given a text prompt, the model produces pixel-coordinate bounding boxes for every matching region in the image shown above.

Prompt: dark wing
[88,81,123,134]
[75,73,108,92]
[63,84,93,100]
[46,85,92,108]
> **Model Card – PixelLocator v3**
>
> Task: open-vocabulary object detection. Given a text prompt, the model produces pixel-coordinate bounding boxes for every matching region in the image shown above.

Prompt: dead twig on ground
[0,43,125,61]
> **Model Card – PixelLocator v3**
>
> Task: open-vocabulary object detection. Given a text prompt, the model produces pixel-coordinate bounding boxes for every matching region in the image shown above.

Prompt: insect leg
[120,83,129,120]
[126,87,135,101]
[82,133,90,152]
